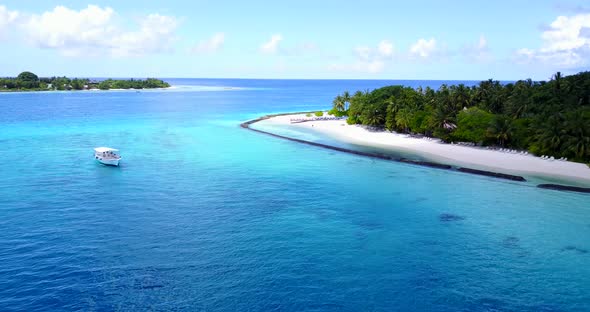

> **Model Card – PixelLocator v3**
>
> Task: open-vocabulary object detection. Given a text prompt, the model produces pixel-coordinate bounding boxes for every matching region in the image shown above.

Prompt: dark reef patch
[414,197,428,203]
[502,236,520,248]
[439,213,466,222]
[138,284,164,290]
[561,246,588,254]
[357,220,384,230]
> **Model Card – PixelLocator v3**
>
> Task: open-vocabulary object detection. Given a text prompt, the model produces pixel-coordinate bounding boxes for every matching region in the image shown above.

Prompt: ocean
[0,79,589,311]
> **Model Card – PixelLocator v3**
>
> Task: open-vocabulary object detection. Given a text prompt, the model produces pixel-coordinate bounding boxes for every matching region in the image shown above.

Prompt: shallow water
[1,79,589,311]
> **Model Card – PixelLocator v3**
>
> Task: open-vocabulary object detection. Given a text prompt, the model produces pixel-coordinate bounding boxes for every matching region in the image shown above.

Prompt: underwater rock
[439,213,466,222]
[139,284,164,290]
[457,167,526,182]
[538,184,590,194]
[561,246,588,254]
[501,236,520,248]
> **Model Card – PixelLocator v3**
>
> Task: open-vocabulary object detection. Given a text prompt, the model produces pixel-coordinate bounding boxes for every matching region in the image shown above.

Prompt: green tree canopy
[16,71,40,89]
[17,71,39,82]
[331,71,590,163]
[452,107,494,143]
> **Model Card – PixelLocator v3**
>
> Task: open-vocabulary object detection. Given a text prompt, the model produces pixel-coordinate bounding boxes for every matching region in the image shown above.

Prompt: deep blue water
[1,79,589,311]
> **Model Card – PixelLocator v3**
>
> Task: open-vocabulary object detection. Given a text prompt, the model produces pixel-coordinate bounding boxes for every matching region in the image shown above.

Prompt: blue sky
[1,0,589,80]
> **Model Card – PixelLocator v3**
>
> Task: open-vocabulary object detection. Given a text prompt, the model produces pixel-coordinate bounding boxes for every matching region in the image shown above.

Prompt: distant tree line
[95,78,171,90]
[329,71,590,163]
[0,71,170,91]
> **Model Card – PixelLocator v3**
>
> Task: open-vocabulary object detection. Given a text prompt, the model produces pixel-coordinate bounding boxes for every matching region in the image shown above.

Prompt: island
[0,71,170,91]
[325,71,590,166]
[246,71,590,187]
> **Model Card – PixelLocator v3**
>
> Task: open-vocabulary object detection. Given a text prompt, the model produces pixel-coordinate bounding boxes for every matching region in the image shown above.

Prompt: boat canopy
[94,147,119,153]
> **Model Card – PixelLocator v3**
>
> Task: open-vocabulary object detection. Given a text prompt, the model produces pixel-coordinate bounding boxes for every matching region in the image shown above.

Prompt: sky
[0,0,589,80]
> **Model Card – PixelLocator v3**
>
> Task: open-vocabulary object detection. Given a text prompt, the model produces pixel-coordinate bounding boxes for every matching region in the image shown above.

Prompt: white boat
[94,147,121,166]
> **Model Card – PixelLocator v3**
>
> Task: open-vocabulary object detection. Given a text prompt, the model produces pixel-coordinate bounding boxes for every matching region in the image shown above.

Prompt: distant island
[0,71,170,92]
[323,71,590,165]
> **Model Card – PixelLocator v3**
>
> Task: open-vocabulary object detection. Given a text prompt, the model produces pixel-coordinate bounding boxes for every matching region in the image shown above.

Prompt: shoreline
[0,86,172,94]
[242,112,590,192]
[0,86,171,92]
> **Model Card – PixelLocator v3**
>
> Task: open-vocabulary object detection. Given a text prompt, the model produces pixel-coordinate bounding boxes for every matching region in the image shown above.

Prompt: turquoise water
[1,79,589,311]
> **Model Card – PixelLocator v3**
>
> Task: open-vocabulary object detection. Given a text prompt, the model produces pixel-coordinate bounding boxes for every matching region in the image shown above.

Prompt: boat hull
[95,157,120,166]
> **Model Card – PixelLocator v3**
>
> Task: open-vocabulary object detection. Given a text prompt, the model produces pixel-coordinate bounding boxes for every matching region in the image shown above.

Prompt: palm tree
[474,79,504,114]
[533,116,564,153]
[564,111,590,159]
[451,84,471,111]
[428,106,450,130]
[347,90,369,124]
[385,96,398,131]
[332,95,345,112]
[507,79,533,118]
[565,133,590,160]
[553,71,562,91]
[342,91,351,111]
[364,106,385,127]
[436,84,457,118]
[395,108,412,133]
[487,116,513,147]
[567,72,590,106]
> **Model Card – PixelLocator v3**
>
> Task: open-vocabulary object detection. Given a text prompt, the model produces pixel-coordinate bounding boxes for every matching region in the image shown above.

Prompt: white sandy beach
[256,113,590,185]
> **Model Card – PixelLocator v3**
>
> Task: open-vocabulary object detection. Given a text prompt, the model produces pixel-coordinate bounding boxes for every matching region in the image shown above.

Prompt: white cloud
[377,40,394,58]
[190,32,225,54]
[542,14,589,51]
[516,13,590,67]
[22,5,179,57]
[355,40,394,60]
[409,38,437,59]
[260,34,283,54]
[109,14,179,57]
[0,5,19,38]
[462,35,493,63]
[476,36,487,50]
[329,40,394,74]
[515,48,534,59]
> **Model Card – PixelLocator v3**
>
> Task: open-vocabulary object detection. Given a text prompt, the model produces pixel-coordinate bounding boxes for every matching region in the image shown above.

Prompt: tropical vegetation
[328,71,590,163]
[0,71,170,91]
